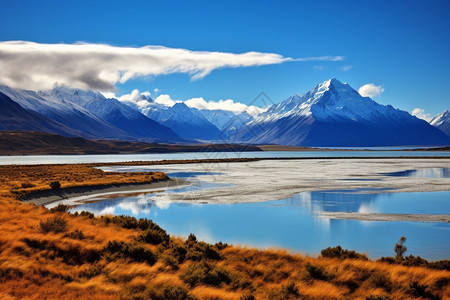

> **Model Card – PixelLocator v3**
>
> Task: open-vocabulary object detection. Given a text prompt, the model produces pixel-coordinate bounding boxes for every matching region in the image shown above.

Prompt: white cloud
[118,89,153,110]
[340,65,352,71]
[153,88,160,93]
[358,83,384,98]
[313,65,326,71]
[0,41,344,92]
[154,94,177,107]
[117,89,265,116]
[411,108,432,122]
[184,97,265,115]
[99,91,116,99]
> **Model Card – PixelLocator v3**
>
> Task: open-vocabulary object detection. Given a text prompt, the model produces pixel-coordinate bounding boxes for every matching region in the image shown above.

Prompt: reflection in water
[70,187,450,260]
[382,167,450,178]
[283,189,390,214]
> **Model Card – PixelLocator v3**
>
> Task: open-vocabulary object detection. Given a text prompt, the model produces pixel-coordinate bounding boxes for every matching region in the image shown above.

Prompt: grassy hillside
[0,163,448,299]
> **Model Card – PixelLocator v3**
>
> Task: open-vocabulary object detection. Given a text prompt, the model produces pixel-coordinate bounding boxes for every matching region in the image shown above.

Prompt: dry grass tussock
[0,163,448,299]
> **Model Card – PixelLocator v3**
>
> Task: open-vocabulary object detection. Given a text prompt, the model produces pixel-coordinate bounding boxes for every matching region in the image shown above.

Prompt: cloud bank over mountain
[358,83,384,98]
[117,89,265,116]
[0,41,344,92]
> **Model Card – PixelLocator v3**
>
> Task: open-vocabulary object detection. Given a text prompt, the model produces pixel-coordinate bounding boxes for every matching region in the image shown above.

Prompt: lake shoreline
[21,178,190,207]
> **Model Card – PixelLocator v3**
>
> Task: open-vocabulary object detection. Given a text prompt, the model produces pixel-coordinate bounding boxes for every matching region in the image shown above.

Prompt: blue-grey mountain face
[234,79,450,147]
[200,109,254,139]
[0,92,79,136]
[141,102,222,141]
[430,110,450,137]
[43,87,184,143]
[0,86,184,143]
[0,85,131,140]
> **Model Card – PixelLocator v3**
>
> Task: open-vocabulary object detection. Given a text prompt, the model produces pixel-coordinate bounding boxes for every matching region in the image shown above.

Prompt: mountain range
[0,79,449,147]
[233,79,450,146]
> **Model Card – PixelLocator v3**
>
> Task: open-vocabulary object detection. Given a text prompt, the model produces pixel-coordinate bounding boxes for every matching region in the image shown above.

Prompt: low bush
[305,262,328,281]
[145,284,191,300]
[104,240,156,265]
[50,204,70,213]
[49,181,61,189]
[180,261,230,287]
[366,271,392,292]
[138,227,170,245]
[67,229,85,240]
[79,263,103,279]
[408,281,438,299]
[377,255,450,271]
[321,245,368,260]
[40,216,68,233]
[269,282,300,300]
[21,182,35,188]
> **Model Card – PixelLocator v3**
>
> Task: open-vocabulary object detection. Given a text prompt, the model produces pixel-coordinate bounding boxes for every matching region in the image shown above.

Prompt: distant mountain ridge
[0,85,185,143]
[0,79,449,147]
[233,79,450,146]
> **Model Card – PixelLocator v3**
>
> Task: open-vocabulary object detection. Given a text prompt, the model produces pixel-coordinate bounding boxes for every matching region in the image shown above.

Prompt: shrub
[162,254,179,270]
[321,245,368,260]
[184,238,221,261]
[104,241,156,265]
[21,182,35,188]
[408,281,437,299]
[180,261,230,287]
[366,271,391,292]
[40,216,68,233]
[78,211,95,218]
[145,284,190,300]
[67,229,85,240]
[49,181,61,189]
[240,294,255,300]
[79,264,103,278]
[138,227,170,245]
[50,204,70,213]
[269,282,300,300]
[305,262,328,281]
[186,233,197,243]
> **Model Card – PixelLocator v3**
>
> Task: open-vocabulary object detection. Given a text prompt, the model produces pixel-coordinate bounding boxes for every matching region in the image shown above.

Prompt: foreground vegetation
[0,163,449,299]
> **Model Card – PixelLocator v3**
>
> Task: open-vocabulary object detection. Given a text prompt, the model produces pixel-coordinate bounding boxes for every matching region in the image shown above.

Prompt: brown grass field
[0,163,449,299]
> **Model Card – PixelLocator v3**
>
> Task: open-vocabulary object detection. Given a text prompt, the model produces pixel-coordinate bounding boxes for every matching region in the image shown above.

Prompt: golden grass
[0,163,448,299]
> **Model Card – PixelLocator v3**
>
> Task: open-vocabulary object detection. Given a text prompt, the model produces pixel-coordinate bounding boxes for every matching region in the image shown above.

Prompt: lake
[1,149,450,165]
[67,168,450,260]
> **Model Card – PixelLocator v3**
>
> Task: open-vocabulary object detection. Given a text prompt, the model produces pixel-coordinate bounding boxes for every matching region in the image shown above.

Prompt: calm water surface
[1,150,450,165]
[69,174,450,260]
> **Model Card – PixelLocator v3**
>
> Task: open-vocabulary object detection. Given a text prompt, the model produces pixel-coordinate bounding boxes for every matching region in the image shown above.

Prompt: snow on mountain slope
[0,92,80,136]
[43,86,185,142]
[141,102,222,140]
[0,85,132,140]
[0,85,184,143]
[430,110,450,137]
[234,79,450,147]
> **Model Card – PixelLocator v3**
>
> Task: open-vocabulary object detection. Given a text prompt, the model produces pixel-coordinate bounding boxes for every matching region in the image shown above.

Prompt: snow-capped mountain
[0,85,131,140]
[0,85,184,143]
[430,110,450,137]
[0,92,79,136]
[42,86,184,142]
[198,109,254,138]
[234,79,450,146]
[141,102,222,141]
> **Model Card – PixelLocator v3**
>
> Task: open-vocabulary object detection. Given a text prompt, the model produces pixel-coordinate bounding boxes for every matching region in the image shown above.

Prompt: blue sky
[1,0,449,117]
